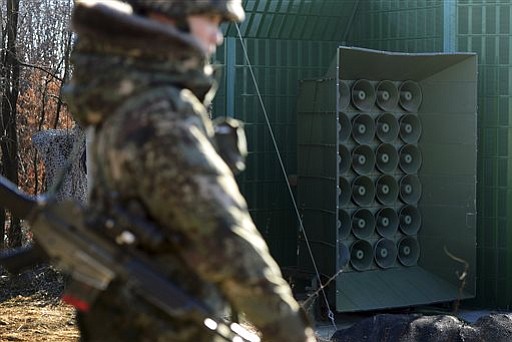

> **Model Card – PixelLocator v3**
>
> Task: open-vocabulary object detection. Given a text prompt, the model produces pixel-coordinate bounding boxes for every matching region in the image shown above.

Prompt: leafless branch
[444,246,469,314]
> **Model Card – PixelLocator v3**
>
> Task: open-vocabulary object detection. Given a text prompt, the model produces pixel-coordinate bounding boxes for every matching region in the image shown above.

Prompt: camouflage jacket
[64,1,313,341]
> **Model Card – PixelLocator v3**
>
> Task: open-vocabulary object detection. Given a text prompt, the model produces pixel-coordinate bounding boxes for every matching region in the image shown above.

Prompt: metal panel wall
[212,0,359,266]
[211,0,512,310]
[229,0,358,41]
[347,0,444,53]
[458,1,512,310]
[215,38,335,266]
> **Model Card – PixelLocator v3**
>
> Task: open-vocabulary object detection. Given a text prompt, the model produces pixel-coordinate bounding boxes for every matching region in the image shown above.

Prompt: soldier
[63,0,316,341]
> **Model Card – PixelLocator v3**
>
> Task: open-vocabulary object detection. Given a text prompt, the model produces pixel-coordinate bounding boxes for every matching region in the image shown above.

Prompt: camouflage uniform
[64,1,315,341]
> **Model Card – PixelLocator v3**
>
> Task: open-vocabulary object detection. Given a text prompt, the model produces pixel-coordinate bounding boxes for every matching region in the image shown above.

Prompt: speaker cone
[399,80,423,112]
[352,114,376,144]
[338,145,351,175]
[338,112,351,142]
[399,175,422,204]
[399,144,422,174]
[374,238,398,269]
[352,79,376,112]
[375,143,399,174]
[350,240,373,271]
[399,205,422,235]
[351,208,375,239]
[376,80,399,111]
[399,114,422,143]
[352,176,375,206]
[376,175,399,205]
[352,145,376,175]
[338,209,351,240]
[397,236,420,267]
[376,207,399,238]
[376,112,399,143]
[339,242,350,269]
[338,177,351,206]
[338,81,350,111]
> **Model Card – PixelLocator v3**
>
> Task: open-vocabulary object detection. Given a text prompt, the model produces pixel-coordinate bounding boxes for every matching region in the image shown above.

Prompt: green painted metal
[226,0,358,41]
[444,0,457,52]
[214,0,358,266]
[296,47,478,312]
[347,0,444,53]
[212,0,512,311]
[457,1,512,310]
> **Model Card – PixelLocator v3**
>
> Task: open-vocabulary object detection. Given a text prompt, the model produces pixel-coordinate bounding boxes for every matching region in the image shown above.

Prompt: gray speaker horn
[376,175,399,205]
[338,177,351,206]
[338,145,351,174]
[350,240,374,271]
[397,236,420,267]
[352,114,376,144]
[399,175,422,204]
[352,176,375,206]
[338,112,351,142]
[352,145,376,175]
[352,79,376,111]
[376,112,399,143]
[399,80,423,112]
[399,205,422,235]
[376,80,399,111]
[375,143,399,174]
[338,81,350,111]
[399,144,423,174]
[338,242,350,269]
[376,207,399,238]
[338,209,351,240]
[374,238,398,269]
[351,208,376,239]
[399,114,422,143]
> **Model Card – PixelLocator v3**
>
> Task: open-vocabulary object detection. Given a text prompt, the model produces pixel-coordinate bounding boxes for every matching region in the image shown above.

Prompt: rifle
[0,175,260,342]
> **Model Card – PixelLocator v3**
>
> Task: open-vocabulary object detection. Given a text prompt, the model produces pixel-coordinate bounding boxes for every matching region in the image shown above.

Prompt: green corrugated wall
[213,0,359,266]
[213,0,511,309]
[215,38,334,267]
[348,1,444,52]
[457,0,512,309]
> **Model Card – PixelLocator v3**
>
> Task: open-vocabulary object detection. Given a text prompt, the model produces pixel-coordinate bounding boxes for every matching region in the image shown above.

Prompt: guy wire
[235,23,337,330]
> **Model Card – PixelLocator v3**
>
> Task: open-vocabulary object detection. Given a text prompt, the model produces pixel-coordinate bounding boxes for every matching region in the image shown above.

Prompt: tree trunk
[53,30,73,129]
[0,0,5,250]
[1,0,22,248]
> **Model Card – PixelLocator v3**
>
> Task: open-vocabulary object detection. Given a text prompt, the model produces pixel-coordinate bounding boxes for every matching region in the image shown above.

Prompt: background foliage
[0,0,75,247]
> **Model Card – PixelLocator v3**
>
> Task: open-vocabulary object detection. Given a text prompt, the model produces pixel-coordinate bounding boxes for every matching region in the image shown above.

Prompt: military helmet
[127,0,245,22]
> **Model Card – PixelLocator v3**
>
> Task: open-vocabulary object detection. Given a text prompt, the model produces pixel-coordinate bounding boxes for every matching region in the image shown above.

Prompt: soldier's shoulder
[117,86,200,117]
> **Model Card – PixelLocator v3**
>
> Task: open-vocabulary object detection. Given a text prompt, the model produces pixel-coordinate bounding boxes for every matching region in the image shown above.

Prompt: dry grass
[0,266,329,341]
[0,296,79,342]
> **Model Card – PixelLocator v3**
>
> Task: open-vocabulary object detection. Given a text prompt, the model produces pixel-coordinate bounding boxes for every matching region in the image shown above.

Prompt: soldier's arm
[109,95,315,342]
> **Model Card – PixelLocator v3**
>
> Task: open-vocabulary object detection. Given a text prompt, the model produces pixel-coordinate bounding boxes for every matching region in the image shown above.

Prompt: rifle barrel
[0,175,38,219]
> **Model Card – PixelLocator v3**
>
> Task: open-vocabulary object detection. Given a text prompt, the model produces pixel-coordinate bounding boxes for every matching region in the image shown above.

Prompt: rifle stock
[0,175,260,342]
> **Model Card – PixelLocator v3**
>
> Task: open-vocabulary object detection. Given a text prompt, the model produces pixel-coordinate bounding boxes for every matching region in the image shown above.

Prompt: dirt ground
[0,294,330,342]
[0,274,323,342]
[0,296,79,342]
[7,266,509,342]
[0,265,80,341]
[0,296,326,341]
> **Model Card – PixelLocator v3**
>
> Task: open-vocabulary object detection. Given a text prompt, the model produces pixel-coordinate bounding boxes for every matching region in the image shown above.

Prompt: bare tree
[0,0,21,247]
[0,0,74,248]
